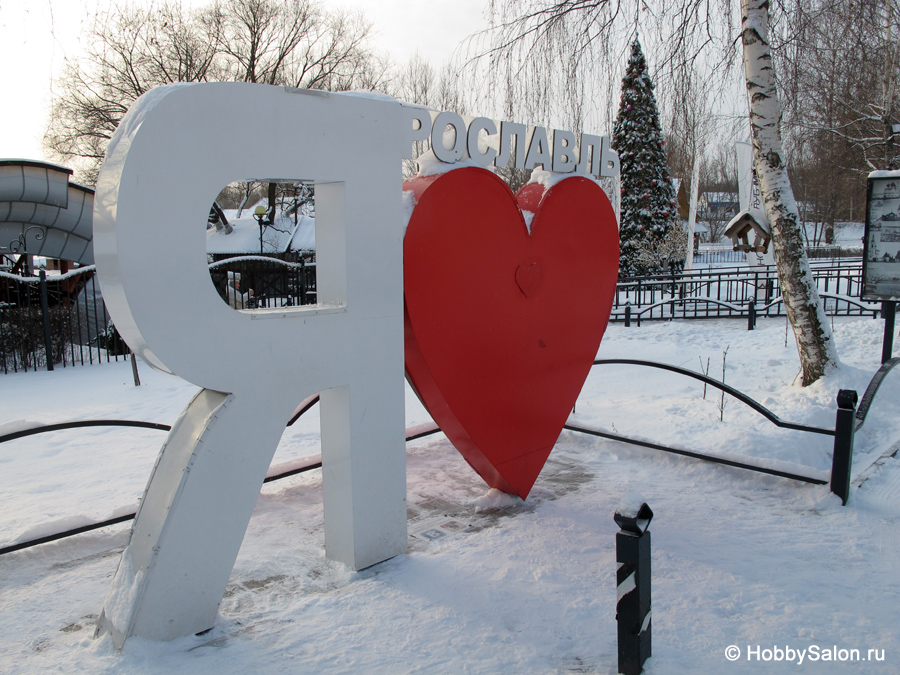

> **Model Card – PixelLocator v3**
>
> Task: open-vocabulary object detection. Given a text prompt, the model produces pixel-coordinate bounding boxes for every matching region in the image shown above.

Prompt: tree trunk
[882,0,900,169]
[741,0,838,385]
[684,150,701,270]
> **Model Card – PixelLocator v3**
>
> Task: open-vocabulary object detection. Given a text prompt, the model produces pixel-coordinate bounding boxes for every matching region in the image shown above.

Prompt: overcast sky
[0,0,490,164]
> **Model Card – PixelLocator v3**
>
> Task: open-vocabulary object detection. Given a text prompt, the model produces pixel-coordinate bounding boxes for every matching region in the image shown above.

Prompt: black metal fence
[1,256,317,373]
[0,267,126,374]
[613,260,878,325]
[0,255,880,373]
[693,246,863,265]
[208,255,317,309]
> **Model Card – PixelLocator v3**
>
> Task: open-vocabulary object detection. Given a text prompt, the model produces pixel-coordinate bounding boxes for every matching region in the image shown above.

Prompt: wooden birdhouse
[724,210,771,253]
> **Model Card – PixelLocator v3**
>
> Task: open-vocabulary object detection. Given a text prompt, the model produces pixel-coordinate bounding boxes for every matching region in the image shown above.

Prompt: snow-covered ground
[206,210,315,256]
[1,316,899,673]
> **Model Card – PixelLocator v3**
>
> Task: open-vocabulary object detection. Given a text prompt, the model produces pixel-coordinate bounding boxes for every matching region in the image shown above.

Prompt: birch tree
[480,0,838,385]
[742,0,837,384]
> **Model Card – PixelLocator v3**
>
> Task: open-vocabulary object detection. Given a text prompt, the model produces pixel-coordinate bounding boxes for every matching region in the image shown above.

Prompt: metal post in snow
[830,389,858,506]
[130,353,141,386]
[747,300,756,331]
[615,498,653,675]
[637,279,642,321]
[625,302,632,328]
[670,268,676,318]
[39,270,54,372]
[882,301,896,364]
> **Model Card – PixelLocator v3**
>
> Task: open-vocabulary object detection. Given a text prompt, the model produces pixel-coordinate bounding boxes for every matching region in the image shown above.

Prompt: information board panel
[863,172,900,301]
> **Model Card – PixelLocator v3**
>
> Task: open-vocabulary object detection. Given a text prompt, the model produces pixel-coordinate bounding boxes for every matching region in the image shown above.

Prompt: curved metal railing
[565,357,900,501]
[563,359,833,486]
[3,358,898,554]
[0,398,439,556]
[854,357,900,432]
[587,359,833,435]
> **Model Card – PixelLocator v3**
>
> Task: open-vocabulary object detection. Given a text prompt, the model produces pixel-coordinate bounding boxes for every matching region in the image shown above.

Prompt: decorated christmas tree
[612,39,684,277]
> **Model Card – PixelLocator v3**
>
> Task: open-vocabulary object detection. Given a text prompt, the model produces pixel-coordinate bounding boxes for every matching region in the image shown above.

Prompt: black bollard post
[747,300,756,331]
[615,498,653,675]
[625,302,632,328]
[830,389,858,506]
[882,301,896,364]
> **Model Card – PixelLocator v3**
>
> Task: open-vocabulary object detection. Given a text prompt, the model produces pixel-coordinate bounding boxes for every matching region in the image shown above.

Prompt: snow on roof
[725,208,770,236]
[206,211,315,255]
[289,215,315,251]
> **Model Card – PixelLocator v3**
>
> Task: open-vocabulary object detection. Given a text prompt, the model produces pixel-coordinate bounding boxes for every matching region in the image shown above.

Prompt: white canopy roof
[0,160,94,265]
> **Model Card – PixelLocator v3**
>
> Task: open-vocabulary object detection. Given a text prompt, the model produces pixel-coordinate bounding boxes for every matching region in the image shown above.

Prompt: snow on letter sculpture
[92,83,408,646]
[403,169,620,498]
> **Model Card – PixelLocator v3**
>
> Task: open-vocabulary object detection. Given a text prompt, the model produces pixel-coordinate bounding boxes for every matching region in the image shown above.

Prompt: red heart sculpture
[403,167,619,498]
